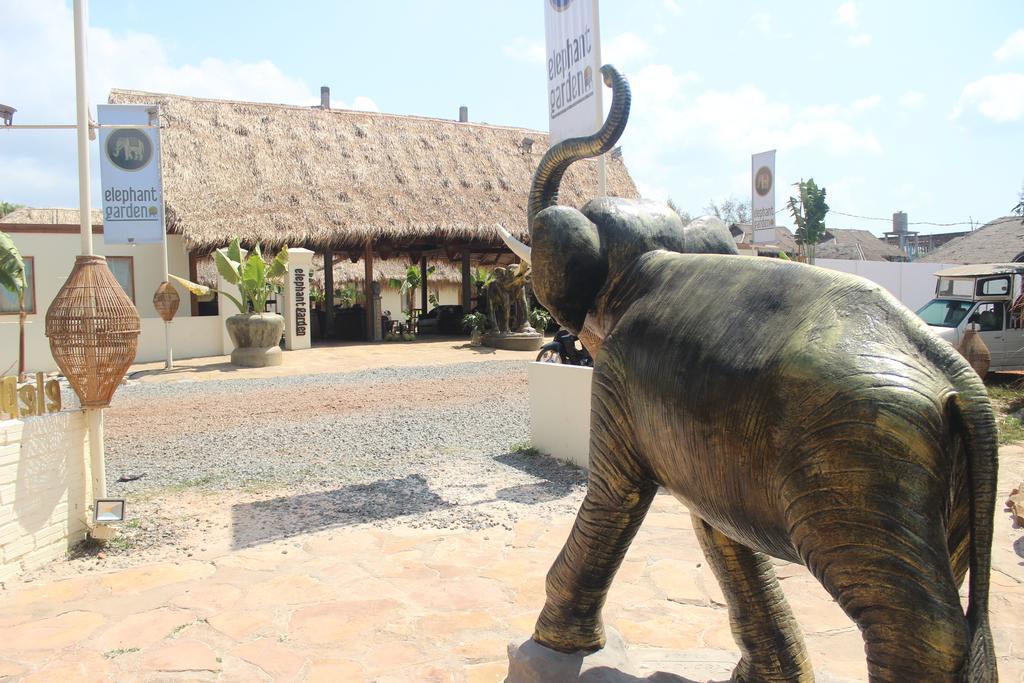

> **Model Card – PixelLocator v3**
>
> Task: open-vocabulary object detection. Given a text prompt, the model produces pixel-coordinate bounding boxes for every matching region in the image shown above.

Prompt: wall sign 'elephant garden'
[500,65,998,682]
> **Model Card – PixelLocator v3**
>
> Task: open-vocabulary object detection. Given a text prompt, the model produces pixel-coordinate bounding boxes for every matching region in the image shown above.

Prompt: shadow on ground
[230,474,451,549]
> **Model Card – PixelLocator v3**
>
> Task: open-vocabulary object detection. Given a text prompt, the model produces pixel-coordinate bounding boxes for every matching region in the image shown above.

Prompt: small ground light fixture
[94,498,125,523]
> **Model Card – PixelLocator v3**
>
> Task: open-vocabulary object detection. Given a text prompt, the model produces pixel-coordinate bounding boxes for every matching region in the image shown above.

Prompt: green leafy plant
[335,283,363,308]
[309,279,325,305]
[471,266,494,293]
[0,231,27,379]
[528,307,552,331]
[462,311,487,334]
[788,178,829,265]
[172,237,288,314]
[387,263,435,315]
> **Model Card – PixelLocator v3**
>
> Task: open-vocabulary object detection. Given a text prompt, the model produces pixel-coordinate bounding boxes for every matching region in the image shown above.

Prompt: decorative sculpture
[500,65,997,682]
[483,262,541,350]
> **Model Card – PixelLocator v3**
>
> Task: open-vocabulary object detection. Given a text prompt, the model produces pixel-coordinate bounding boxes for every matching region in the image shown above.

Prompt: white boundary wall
[529,362,592,469]
[0,411,89,581]
[816,259,955,312]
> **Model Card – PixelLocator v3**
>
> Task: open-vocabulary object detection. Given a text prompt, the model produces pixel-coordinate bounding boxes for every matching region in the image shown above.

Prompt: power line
[828,210,976,228]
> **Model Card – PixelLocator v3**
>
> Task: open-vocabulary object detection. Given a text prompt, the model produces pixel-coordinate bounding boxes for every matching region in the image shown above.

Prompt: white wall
[2,231,196,372]
[529,362,592,469]
[816,259,954,312]
[136,317,224,365]
[0,411,89,581]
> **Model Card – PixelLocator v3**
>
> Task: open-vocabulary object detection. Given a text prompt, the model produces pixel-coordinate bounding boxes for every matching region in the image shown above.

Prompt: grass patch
[103,647,139,659]
[511,442,541,457]
[986,376,1024,445]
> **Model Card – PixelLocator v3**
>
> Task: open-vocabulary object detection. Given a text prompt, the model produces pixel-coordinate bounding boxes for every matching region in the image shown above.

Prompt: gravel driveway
[102,360,587,538]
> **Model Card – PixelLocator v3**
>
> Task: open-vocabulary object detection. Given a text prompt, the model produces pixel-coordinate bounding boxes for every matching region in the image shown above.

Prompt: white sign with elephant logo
[97,103,164,245]
[544,0,602,145]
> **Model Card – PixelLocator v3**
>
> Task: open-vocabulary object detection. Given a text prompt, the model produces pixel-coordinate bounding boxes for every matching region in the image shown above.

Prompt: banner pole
[155,107,173,370]
[73,0,93,256]
[593,0,606,197]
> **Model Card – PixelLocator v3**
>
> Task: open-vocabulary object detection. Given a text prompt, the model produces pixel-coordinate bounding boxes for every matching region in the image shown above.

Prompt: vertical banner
[97,104,163,244]
[751,149,776,244]
[544,0,602,145]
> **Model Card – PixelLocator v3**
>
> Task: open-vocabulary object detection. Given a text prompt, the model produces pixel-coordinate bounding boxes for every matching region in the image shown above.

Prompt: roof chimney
[320,86,330,109]
[459,106,468,123]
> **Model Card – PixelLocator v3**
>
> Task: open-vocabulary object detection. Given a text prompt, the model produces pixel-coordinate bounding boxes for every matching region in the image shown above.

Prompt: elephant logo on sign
[105,128,152,171]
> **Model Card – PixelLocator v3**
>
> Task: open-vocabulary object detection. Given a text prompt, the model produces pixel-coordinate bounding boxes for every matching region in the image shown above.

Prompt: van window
[977,277,1009,296]
[917,299,974,327]
[937,278,973,297]
[971,302,1004,332]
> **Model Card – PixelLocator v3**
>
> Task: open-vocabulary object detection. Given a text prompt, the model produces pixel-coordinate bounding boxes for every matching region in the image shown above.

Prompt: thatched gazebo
[108,88,640,339]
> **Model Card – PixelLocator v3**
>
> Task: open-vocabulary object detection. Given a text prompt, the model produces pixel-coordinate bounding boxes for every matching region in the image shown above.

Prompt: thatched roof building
[106,89,640,254]
[729,223,798,257]
[918,216,1024,264]
[0,207,102,226]
[815,228,908,261]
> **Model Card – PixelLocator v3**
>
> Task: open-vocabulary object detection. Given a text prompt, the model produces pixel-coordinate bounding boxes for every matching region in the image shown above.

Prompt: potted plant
[463,311,487,347]
[172,238,289,367]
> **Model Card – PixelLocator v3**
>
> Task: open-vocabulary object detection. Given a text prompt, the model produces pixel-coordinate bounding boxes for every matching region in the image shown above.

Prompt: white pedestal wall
[528,362,593,470]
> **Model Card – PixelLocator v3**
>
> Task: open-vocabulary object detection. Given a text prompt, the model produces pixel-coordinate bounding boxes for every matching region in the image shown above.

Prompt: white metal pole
[156,110,173,369]
[593,0,607,197]
[73,0,93,256]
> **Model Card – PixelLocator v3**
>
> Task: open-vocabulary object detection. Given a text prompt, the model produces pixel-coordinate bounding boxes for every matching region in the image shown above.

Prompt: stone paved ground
[0,444,1022,682]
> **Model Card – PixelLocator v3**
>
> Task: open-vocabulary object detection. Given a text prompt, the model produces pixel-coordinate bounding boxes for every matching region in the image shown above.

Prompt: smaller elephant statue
[487,267,514,334]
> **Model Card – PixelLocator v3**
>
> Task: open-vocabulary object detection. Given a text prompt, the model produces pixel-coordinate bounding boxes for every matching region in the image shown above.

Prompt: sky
[1,0,1022,236]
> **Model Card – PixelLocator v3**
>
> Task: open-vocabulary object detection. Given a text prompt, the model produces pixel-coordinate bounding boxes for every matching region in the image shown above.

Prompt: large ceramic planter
[226,313,284,367]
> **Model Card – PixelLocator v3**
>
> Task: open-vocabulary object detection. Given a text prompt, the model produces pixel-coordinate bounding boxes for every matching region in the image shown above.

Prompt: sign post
[97,103,174,368]
[751,149,776,245]
[544,0,604,194]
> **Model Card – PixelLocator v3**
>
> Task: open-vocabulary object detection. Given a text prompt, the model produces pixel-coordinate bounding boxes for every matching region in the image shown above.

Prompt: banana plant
[172,237,288,314]
[0,231,26,379]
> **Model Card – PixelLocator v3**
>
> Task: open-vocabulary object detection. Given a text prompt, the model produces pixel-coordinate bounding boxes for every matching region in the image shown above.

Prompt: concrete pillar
[218,246,246,355]
[420,255,429,314]
[461,249,472,311]
[323,248,335,339]
[284,248,313,351]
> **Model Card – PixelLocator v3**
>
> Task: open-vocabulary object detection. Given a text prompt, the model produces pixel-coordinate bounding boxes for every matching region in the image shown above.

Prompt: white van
[916,263,1024,373]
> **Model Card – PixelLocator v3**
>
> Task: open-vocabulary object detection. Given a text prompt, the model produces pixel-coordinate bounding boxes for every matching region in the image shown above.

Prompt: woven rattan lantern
[153,281,180,322]
[45,255,141,408]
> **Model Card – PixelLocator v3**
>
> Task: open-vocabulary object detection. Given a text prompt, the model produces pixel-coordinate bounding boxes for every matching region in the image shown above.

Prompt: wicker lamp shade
[153,281,180,322]
[45,255,141,408]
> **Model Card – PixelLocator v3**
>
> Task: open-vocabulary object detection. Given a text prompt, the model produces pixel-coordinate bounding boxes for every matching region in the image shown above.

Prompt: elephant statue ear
[531,206,606,336]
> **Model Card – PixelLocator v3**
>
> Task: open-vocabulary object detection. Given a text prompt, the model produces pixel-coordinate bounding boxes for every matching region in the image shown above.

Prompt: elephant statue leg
[534,370,657,653]
[692,515,813,682]
[786,448,969,682]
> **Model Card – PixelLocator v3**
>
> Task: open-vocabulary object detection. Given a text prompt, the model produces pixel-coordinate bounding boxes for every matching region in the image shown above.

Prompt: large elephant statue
[499,65,997,682]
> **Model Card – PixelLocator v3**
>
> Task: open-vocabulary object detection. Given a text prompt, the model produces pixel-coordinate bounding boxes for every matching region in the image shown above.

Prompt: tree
[788,179,829,265]
[0,202,21,220]
[0,231,27,380]
[1014,182,1024,221]
[387,263,435,317]
[703,196,751,225]
[667,198,693,226]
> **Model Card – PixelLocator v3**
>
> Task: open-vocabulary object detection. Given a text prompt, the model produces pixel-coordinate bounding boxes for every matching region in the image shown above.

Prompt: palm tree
[387,263,435,317]
[0,231,27,380]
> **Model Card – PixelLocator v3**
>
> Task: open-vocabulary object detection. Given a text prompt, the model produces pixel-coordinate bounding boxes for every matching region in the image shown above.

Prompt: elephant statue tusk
[496,224,532,264]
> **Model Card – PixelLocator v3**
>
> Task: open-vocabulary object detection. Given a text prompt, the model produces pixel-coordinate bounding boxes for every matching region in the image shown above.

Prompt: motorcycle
[536,329,593,366]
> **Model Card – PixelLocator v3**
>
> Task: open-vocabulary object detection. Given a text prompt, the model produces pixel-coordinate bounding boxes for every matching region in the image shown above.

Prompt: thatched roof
[0,207,102,225]
[730,223,798,256]
[918,216,1024,264]
[815,228,908,261]
[107,89,640,253]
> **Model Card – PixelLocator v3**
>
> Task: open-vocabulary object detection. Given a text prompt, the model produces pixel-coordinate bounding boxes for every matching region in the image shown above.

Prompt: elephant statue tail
[949,385,998,682]
[527,64,631,231]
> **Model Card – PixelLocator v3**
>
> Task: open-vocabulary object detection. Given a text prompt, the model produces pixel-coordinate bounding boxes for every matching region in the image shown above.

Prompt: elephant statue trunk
[506,64,998,683]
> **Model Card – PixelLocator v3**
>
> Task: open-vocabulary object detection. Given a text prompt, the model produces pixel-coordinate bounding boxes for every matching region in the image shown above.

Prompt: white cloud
[848,33,872,47]
[995,29,1024,61]
[898,90,925,108]
[835,1,859,28]
[663,0,682,16]
[750,13,772,35]
[502,36,545,65]
[604,33,653,67]
[0,0,375,207]
[950,73,1024,122]
[852,94,881,111]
